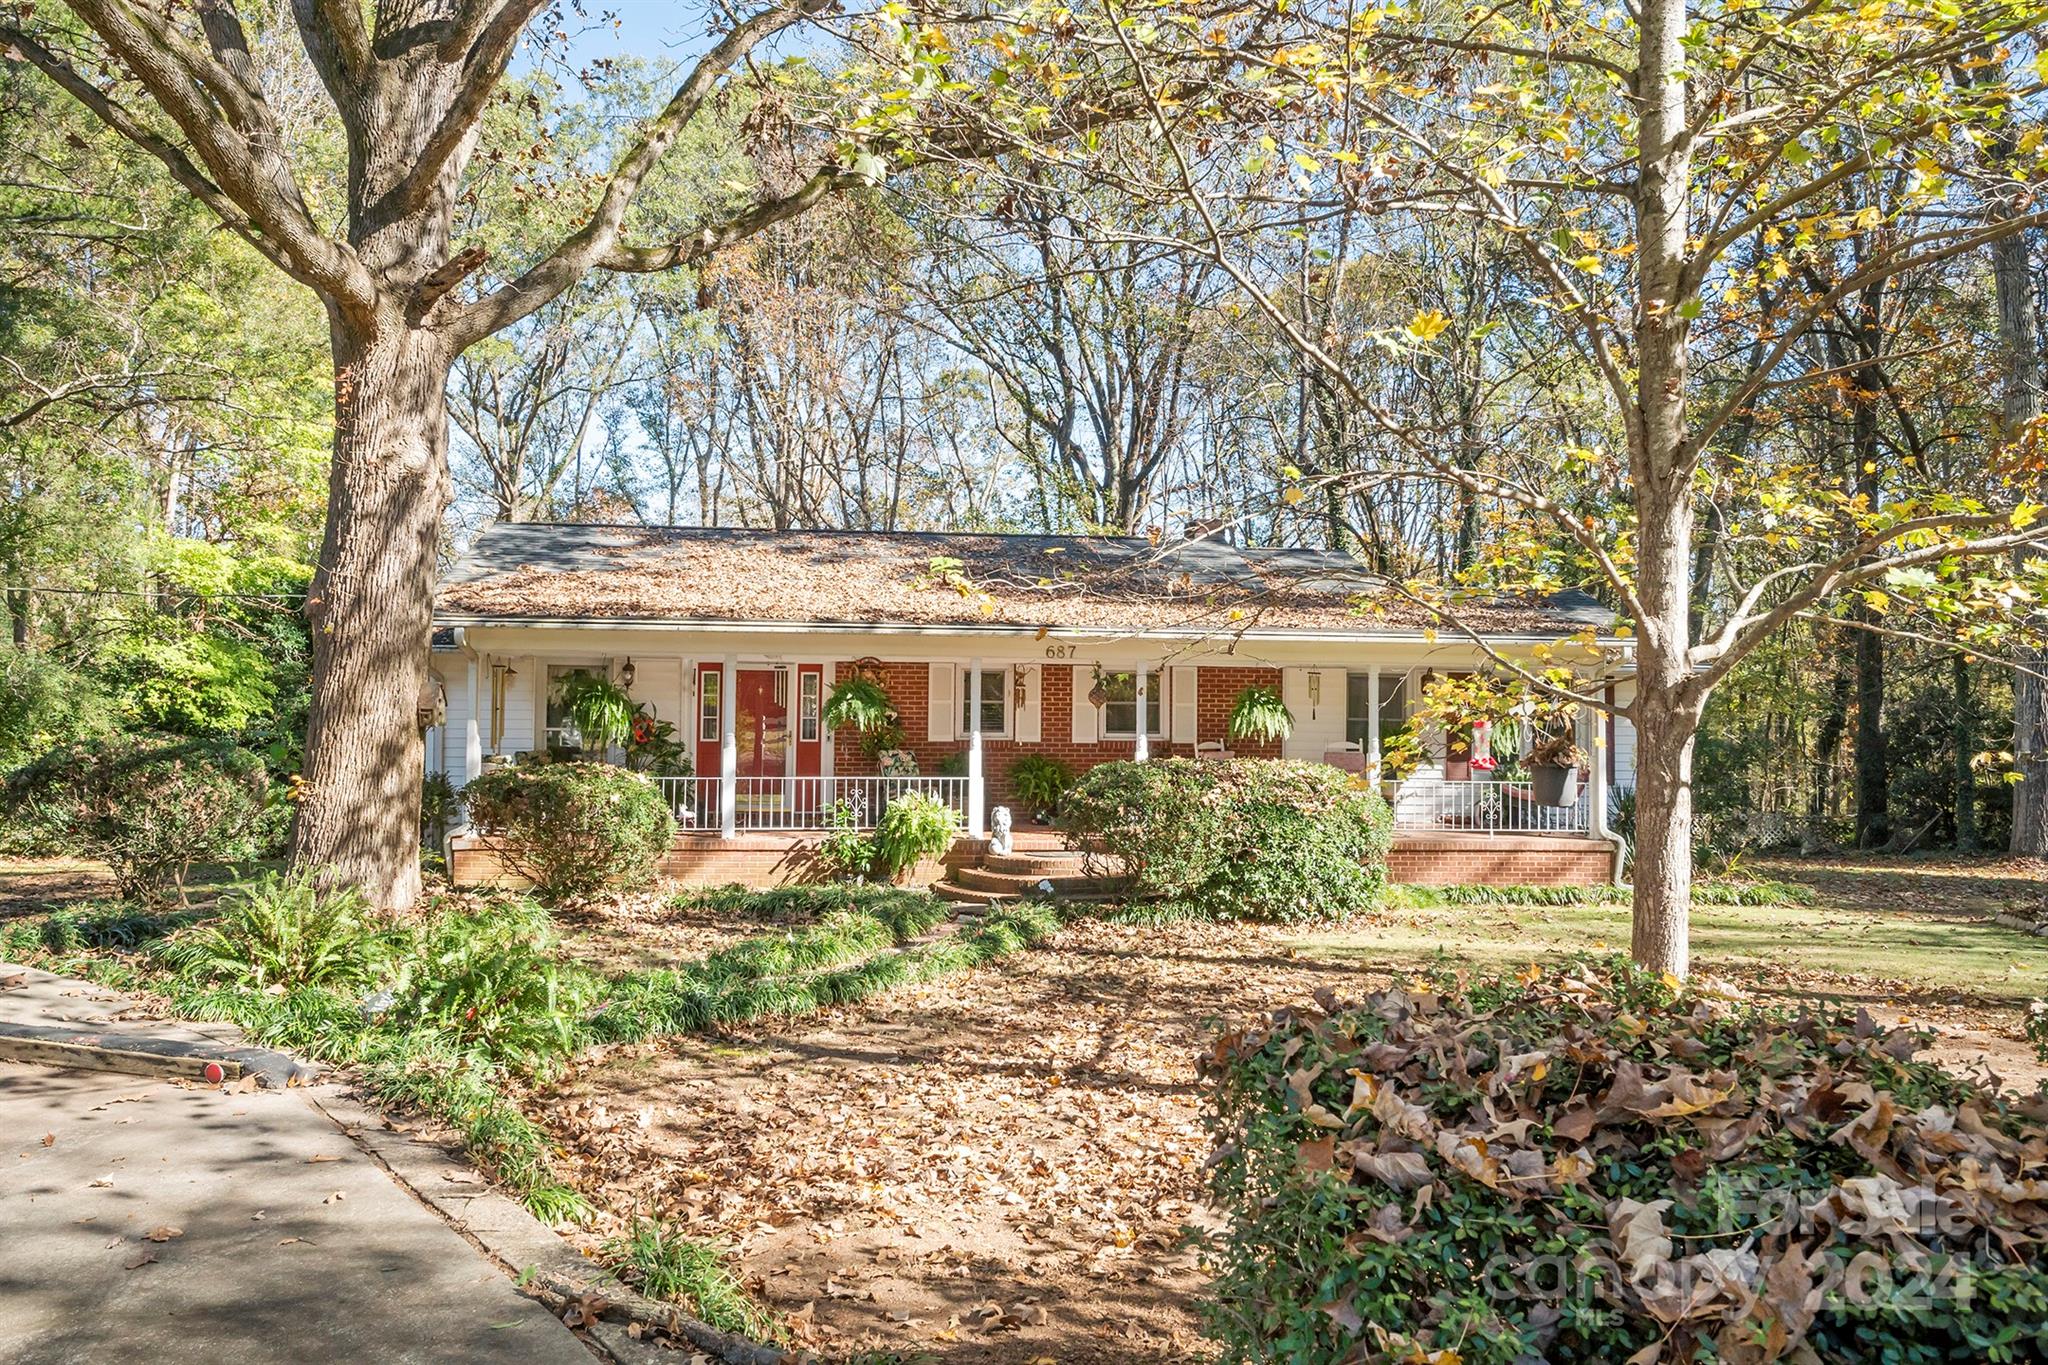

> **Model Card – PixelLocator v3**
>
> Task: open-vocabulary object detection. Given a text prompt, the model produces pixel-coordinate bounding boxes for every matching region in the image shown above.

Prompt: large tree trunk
[1994,226,2046,854]
[1631,677,1703,977]
[1626,0,1701,976]
[1952,652,1978,851]
[291,319,454,911]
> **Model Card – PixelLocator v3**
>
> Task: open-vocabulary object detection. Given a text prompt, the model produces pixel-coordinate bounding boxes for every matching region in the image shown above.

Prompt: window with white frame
[545,663,604,752]
[1347,672,1407,748]
[959,667,1009,736]
[698,669,720,743]
[799,671,821,742]
[1101,669,1164,738]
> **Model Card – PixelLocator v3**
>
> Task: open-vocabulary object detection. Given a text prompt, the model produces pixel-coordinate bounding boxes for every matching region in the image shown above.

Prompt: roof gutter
[430,613,1634,650]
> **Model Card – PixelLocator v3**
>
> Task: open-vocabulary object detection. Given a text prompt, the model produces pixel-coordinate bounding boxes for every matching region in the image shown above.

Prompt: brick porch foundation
[451,830,1617,891]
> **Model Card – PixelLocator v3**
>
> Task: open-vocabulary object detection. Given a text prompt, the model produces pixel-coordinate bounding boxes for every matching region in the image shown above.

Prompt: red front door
[736,668,789,798]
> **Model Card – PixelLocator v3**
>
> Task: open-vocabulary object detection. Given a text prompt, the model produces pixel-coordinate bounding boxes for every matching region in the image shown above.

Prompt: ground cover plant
[1063,757,1394,920]
[1201,957,2048,1364]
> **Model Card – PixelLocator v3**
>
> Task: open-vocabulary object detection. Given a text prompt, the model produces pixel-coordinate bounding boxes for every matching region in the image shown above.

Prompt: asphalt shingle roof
[433,524,1616,638]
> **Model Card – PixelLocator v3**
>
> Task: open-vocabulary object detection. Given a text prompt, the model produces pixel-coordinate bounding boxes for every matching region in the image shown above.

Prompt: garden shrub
[1201,957,2048,1364]
[463,762,675,901]
[1062,757,1392,921]
[157,871,388,991]
[872,790,960,879]
[4,731,269,905]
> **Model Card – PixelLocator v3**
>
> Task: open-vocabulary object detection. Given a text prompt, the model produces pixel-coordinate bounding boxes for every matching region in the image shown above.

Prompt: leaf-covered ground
[537,860,2048,1363]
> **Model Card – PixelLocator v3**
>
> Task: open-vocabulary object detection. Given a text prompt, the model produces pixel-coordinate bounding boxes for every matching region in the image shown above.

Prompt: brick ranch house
[429,524,1640,888]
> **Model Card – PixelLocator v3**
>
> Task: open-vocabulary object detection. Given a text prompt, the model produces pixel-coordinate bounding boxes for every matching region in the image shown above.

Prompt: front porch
[435,640,1627,890]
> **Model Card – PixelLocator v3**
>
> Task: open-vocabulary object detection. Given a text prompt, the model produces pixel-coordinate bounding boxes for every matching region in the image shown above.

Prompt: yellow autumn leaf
[1407,308,1451,341]
[1281,486,1306,506]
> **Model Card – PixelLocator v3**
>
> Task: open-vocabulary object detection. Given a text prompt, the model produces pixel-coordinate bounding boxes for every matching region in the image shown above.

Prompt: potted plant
[824,675,909,765]
[1225,685,1294,746]
[557,672,635,756]
[623,707,691,777]
[1009,754,1073,824]
[1525,731,1587,806]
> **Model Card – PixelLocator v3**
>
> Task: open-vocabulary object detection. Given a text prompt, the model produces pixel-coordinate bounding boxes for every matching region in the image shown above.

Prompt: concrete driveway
[0,1062,593,1365]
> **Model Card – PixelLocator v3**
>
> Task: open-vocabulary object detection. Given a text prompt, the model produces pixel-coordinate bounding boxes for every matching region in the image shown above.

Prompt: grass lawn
[1309,891,2047,1008]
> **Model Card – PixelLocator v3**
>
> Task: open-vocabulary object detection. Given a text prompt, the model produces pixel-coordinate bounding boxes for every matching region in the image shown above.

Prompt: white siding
[501,657,537,755]
[1280,667,1346,761]
[436,660,468,778]
[626,657,685,731]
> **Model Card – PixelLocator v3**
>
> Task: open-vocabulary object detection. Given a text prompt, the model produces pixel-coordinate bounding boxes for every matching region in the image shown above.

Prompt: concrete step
[951,864,1127,896]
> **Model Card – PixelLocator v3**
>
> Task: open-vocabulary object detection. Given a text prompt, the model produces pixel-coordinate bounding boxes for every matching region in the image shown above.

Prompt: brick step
[950,864,1129,895]
[980,850,1099,877]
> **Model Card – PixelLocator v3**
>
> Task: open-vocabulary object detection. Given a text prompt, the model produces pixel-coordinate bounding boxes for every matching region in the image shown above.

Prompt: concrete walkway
[0,1057,593,1364]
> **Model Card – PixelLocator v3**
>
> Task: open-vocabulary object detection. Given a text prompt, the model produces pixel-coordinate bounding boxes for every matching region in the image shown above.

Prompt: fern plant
[157,871,387,991]
[1009,754,1073,817]
[822,676,891,733]
[1226,685,1294,745]
[872,791,961,879]
[557,672,636,752]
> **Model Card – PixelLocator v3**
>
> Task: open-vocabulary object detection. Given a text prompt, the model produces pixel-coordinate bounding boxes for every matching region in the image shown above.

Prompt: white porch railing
[1391,777,1592,834]
[655,775,972,833]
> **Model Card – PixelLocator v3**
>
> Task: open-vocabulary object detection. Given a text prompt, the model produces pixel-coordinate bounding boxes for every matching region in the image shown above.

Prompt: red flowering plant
[621,707,689,777]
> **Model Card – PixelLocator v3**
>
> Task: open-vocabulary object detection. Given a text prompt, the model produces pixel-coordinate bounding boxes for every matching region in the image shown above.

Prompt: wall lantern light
[619,657,637,689]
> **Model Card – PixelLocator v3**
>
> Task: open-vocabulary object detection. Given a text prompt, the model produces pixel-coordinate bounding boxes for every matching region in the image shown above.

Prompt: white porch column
[719,655,737,838]
[463,657,482,784]
[1133,667,1151,761]
[967,660,986,839]
[1365,666,1382,783]
[1584,700,1608,834]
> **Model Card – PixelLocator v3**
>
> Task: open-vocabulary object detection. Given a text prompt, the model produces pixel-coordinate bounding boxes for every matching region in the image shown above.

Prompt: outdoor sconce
[619,657,637,689]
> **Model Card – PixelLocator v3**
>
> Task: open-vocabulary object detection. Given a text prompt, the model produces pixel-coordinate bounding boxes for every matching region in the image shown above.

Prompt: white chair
[1196,741,1233,762]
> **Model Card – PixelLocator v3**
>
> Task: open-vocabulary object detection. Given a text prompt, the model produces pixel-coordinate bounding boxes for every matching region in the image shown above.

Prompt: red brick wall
[829,661,1287,807]
[449,833,978,891]
[1388,835,1613,887]
[1192,665,1284,758]
[454,831,1615,891]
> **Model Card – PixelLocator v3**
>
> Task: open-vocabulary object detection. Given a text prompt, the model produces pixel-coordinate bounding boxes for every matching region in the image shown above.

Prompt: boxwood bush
[463,762,675,901]
[4,731,269,906]
[1200,958,2048,1364]
[1061,757,1392,921]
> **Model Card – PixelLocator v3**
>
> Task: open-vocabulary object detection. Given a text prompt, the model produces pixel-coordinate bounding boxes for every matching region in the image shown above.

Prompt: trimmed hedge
[463,762,675,902]
[1062,757,1393,921]
[1200,958,2048,1364]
